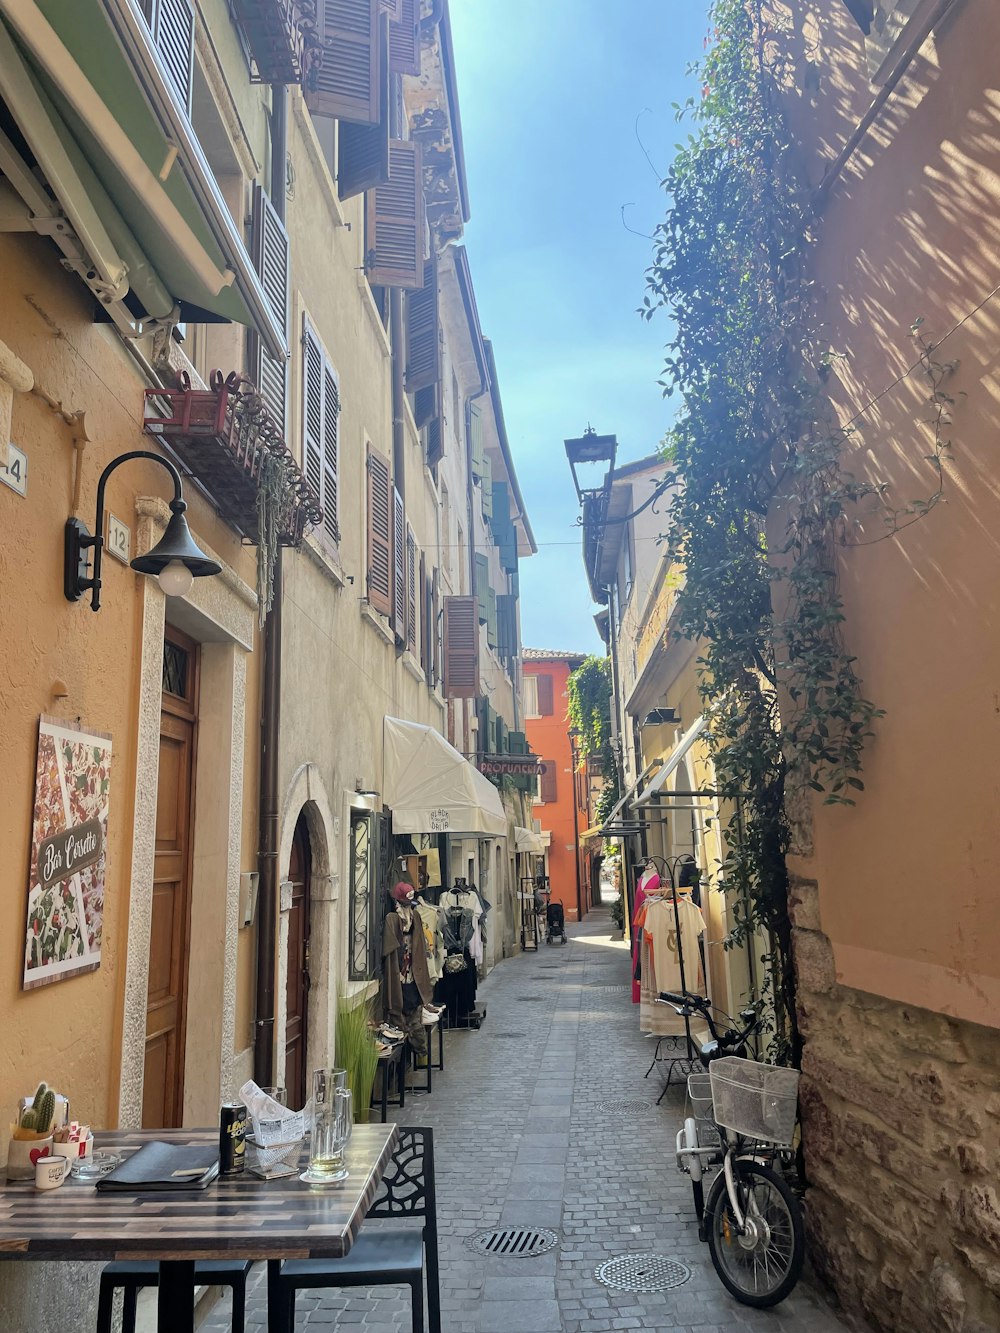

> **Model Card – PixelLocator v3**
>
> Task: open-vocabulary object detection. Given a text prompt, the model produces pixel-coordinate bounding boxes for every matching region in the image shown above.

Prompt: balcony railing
[230,0,317,85]
[143,370,322,547]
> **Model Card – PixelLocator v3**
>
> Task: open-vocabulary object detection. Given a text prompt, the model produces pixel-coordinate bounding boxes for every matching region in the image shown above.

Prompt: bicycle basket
[686,1072,714,1128]
[708,1056,800,1146]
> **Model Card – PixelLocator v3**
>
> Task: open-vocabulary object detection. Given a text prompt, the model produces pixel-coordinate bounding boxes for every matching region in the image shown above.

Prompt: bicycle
[658,989,805,1308]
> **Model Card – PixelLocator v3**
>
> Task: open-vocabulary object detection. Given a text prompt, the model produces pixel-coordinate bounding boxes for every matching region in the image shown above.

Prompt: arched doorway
[285,813,312,1110]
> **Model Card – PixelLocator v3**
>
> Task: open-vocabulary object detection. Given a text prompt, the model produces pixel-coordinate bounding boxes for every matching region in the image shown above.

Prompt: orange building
[522,650,588,921]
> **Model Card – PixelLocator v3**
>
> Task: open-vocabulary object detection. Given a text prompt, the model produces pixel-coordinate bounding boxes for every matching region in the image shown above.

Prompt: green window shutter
[480,453,493,518]
[497,593,516,660]
[496,716,507,753]
[491,480,509,537]
[487,703,497,753]
[508,730,525,755]
[486,585,497,649]
[470,402,485,479]
[474,553,489,624]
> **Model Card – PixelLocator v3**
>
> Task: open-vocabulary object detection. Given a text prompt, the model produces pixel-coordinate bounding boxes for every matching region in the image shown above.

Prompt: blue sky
[449,0,711,654]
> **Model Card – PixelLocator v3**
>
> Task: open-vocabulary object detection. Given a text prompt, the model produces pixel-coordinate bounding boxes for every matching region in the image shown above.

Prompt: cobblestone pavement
[204,910,854,1333]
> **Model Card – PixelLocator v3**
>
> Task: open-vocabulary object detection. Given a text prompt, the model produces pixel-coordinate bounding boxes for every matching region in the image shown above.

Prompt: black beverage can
[219,1101,248,1175]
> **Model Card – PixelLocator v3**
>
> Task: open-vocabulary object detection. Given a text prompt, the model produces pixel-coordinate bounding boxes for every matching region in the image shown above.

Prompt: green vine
[567,656,620,830]
[641,0,954,1055]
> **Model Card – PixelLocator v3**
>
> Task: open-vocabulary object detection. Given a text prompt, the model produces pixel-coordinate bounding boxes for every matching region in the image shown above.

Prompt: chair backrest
[369,1126,436,1224]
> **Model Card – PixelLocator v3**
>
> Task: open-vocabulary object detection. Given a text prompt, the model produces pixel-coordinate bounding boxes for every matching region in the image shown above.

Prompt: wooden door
[143,625,199,1129]
[285,816,311,1110]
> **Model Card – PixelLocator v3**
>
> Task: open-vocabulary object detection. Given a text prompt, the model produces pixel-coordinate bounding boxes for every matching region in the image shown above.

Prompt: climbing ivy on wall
[567,656,621,825]
[642,0,954,1056]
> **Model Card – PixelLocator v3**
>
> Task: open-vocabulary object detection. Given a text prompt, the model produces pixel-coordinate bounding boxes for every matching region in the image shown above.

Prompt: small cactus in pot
[19,1083,56,1134]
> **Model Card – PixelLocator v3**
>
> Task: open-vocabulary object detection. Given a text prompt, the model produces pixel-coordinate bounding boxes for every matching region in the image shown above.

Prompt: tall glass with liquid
[305,1068,352,1183]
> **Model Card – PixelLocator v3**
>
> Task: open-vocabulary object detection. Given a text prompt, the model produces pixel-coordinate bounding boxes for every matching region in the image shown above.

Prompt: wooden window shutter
[497,594,516,660]
[337,11,391,200]
[537,672,554,716]
[474,553,489,624]
[249,182,289,435]
[366,443,392,616]
[306,0,380,124]
[469,401,485,479]
[842,0,873,32]
[406,524,417,653]
[492,480,510,530]
[365,140,424,289]
[486,585,497,650]
[405,256,439,392]
[388,0,419,75]
[414,382,438,429]
[379,0,402,19]
[151,0,195,114]
[480,454,493,518]
[419,552,429,677]
[426,413,443,468]
[539,760,557,805]
[431,567,441,687]
[496,715,507,754]
[302,317,324,517]
[508,730,525,755]
[321,363,340,542]
[392,487,406,640]
[443,595,479,699]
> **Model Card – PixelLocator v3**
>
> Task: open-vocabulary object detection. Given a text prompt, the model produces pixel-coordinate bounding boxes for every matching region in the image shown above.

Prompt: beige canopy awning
[384,717,507,837]
[514,826,546,854]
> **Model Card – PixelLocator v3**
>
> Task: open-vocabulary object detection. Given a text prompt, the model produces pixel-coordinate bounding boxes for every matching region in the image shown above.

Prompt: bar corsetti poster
[23,717,112,989]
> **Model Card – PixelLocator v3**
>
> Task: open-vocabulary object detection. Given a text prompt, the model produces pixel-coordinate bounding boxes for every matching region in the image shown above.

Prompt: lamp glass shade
[130,508,222,579]
[157,560,195,598]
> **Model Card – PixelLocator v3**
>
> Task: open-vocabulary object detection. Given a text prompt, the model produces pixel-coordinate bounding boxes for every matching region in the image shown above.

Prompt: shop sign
[478,754,542,778]
[24,717,112,990]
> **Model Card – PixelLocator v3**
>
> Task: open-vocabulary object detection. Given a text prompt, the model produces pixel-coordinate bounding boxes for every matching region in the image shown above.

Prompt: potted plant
[7,1082,64,1180]
[335,996,379,1125]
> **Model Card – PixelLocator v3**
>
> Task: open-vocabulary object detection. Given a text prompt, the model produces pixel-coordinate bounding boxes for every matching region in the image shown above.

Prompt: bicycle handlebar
[657,989,760,1048]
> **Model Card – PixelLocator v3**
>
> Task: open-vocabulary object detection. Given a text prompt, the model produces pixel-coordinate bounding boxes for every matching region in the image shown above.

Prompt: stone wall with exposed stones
[790,875,1000,1333]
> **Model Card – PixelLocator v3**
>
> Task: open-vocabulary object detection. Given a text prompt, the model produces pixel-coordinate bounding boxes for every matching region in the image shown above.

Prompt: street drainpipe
[254,83,287,1087]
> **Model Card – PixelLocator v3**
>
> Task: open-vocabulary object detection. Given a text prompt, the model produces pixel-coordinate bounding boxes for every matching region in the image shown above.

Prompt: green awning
[0,0,286,357]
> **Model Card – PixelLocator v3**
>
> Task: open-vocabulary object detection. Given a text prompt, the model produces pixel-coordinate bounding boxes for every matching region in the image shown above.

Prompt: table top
[0,1123,398,1263]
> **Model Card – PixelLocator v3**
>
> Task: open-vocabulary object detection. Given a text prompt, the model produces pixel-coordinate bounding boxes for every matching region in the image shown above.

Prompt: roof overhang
[384,716,507,837]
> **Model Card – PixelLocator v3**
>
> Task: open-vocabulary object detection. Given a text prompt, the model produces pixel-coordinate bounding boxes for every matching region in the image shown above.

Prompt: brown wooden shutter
[405,256,439,392]
[321,363,340,542]
[388,0,419,75]
[302,317,324,515]
[431,567,441,687]
[414,382,438,429]
[151,0,195,113]
[379,0,402,18]
[419,551,429,677]
[249,182,289,434]
[337,10,390,200]
[443,595,479,699]
[365,139,424,289]
[537,672,554,716]
[366,443,392,616]
[425,413,442,468]
[392,487,406,640]
[539,760,557,805]
[406,524,417,653]
[307,0,379,124]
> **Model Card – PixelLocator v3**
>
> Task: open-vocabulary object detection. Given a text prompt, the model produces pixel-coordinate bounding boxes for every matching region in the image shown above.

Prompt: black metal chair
[266,1126,440,1333]
[96,1259,253,1333]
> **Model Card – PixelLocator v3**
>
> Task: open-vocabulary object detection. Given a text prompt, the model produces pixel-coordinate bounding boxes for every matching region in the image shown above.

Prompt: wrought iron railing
[230,0,317,85]
[143,370,323,547]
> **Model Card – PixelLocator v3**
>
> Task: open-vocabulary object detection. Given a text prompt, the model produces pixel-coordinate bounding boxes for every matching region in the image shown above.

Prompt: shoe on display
[378,1024,404,1042]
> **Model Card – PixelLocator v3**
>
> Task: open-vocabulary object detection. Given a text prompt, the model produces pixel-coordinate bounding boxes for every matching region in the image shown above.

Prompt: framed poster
[23,717,112,989]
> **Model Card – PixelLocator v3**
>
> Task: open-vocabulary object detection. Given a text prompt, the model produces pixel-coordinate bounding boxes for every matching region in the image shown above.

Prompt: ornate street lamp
[64,450,221,611]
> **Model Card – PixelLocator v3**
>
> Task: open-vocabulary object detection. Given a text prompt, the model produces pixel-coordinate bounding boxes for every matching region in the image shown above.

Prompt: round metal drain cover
[595,1253,691,1292]
[597,1098,654,1114]
[467,1226,559,1257]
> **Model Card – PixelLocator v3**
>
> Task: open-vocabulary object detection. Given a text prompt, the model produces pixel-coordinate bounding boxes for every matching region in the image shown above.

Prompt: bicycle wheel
[705,1159,804,1307]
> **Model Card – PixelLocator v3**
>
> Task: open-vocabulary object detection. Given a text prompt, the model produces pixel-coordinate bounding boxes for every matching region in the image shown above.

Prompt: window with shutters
[392,489,406,641]
[306,0,380,124]
[522,673,540,719]
[388,0,419,74]
[486,586,497,651]
[469,401,485,480]
[143,0,195,114]
[366,443,392,616]
[537,760,557,805]
[301,314,340,545]
[474,553,489,625]
[406,524,418,654]
[336,10,391,201]
[405,257,439,392]
[365,140,424,289]
[536,672,555,717]
[249,183,290,436]
[443,595,479,699]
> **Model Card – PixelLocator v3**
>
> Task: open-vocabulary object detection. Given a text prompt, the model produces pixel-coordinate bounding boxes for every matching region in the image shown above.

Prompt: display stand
[519,875,544,951]
[641,856,702,1104]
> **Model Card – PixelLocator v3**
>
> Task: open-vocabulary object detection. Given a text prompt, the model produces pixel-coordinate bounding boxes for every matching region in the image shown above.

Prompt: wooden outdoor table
[0,1122,398,1332]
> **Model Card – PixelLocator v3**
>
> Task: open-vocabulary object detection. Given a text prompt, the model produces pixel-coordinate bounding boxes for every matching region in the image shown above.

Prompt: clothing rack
[641,857,702,1104]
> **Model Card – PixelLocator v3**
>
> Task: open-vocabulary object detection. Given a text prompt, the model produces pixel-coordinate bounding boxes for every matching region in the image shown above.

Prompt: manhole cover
[467,1227,559,1257]
[595,1253,691,1292]
[597,1099,653,1114]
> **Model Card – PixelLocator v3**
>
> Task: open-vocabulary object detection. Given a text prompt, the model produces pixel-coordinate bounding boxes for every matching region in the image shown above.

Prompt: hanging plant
[567,656,620,830]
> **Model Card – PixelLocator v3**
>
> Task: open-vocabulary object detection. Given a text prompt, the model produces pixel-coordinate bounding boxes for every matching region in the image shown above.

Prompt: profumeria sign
[477,754,542,778]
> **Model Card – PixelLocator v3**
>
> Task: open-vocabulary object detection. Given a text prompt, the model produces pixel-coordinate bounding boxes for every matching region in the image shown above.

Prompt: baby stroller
[545,899,567,945]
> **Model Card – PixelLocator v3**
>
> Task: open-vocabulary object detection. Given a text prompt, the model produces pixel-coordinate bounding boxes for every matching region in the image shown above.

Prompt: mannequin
[382,882,434,1060]
[631,867,660,1004]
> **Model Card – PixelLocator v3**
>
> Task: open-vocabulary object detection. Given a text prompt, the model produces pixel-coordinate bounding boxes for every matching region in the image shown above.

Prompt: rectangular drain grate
[467,1226,559,1257]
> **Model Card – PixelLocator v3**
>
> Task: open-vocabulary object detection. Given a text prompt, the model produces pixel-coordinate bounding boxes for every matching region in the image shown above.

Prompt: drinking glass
[306,1069,352,1183]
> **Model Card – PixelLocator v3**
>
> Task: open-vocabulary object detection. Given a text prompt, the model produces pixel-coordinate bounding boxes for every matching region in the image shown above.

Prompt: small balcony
[143,371,322,547]
[230,0,317,85]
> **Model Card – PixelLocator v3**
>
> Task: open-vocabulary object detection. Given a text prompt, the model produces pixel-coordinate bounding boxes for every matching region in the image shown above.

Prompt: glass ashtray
[70,1151,120,1181]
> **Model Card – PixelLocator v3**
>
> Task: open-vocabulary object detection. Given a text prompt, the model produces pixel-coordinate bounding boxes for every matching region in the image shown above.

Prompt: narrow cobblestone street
[206,911,853,1333]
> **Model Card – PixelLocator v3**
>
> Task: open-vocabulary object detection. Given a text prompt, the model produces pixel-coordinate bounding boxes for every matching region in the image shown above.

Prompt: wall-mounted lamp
[642,708,680,727]
[355,785,379,801]
[65,449,221,611]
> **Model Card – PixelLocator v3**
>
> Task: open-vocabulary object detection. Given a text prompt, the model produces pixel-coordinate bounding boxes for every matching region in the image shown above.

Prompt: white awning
[514,826,546,854]
[635,715,708,807]
[384,717,507,837]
